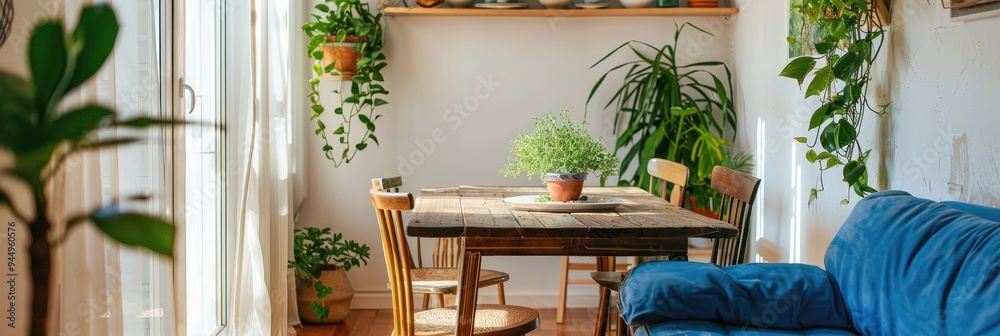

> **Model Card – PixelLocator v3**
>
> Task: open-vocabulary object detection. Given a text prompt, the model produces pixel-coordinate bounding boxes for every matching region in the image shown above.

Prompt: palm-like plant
[0,5,178,335]
[587,22,741,209]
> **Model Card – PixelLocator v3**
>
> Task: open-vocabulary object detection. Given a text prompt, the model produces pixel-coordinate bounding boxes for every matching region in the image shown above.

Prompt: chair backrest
[708,166,761,267]
[370,189,418,335]
[372,177,459,269]
[647,158,689,207]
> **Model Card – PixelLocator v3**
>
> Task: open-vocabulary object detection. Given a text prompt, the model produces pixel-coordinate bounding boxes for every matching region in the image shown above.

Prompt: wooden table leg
[594,256,613,336]
[455,249,482,336]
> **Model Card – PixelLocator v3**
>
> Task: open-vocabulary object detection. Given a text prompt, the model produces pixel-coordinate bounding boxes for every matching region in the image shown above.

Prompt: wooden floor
[297,308,608,336]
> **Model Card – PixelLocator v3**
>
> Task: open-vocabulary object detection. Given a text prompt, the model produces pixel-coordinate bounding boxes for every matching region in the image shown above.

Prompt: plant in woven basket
[289,227,370,321]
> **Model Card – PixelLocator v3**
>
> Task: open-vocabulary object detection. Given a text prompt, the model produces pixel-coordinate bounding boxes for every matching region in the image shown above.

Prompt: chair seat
[412,304,540,336]
[409,268,509,294]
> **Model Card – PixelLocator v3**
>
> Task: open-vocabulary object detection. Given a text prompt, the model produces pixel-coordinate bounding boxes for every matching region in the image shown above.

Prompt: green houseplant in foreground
[587,22,744,211]
[780,0,887,204]
[0,5,180,336]
[303,0,388,167]
[289,227,371,323]
[500,111,620,202]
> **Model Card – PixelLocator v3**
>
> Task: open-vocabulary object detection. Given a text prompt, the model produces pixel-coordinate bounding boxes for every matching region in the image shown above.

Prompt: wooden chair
[372,177,509,309]
[369,189,540,335]
[591,166,761,335]
[589,159,690,335]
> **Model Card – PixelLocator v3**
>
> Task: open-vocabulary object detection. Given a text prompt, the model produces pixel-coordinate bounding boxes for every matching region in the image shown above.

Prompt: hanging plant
[303,0,388,167]
[780,0,887,205]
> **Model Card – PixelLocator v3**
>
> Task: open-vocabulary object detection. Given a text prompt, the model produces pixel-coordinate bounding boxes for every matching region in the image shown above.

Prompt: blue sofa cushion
[825,190,1000,335]
[942,200,1000,222]
[635,321,858,336]
[619,262,852,331]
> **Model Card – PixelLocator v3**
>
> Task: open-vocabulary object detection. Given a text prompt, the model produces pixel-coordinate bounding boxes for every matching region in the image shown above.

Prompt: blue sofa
[618,190,1000,335]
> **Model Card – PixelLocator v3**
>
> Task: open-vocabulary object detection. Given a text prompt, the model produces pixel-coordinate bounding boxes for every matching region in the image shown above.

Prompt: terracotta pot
[689,196,719,219]
[297,268,355,324]
[320,35,364,80]
[544,173,587,202]
[416,0,445,7]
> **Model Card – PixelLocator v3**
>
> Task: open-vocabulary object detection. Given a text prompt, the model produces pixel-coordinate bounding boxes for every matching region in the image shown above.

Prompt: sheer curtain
[230,0,294,334]
[51,0,175,335]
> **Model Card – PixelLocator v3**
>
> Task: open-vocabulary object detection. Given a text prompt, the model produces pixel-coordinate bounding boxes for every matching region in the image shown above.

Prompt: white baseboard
[351,291,603,310]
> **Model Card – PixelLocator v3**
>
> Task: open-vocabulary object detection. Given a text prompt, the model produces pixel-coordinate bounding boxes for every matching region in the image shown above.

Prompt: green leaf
[51,105,114,141]
[843,160,866,185]
[808,188,818,205]
[90,210,175,256]
[779,57,817,85]
[332,126,345,135]
[29,20,69,116]
[356,142,368,151]
[373,98,388,106]
[832,51,862,81]
[368,134,379,146]
[814,42,834,54]
[315,3,330,12]
[312,104,324,113]
[115,117,186,128]
[836,119,857,149]
[805,66,834,98]
[67,4,119,92]
[820,122,838,152]
[809,103,834,130]
[794,137,808,144]
[805,149,818,163]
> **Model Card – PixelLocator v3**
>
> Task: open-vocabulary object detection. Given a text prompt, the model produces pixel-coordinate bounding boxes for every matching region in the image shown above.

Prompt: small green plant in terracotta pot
[500,111,620,202]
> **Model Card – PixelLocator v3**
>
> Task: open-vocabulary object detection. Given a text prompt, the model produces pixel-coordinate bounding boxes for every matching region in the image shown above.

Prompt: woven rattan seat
[409,268,510,294]
[411,304,540,336]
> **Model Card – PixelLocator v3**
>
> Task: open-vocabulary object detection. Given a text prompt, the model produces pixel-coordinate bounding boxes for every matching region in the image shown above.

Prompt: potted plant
[586,23,746,212]
[0,5,185,335]
[303,0,388,167]
[500,111,620,202]
[289,227,371,324]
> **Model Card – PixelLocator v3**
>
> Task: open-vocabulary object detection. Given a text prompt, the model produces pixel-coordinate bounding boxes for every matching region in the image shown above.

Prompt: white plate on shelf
[475,2,530,8]
[575,3,609,8]
[503,195,624,213]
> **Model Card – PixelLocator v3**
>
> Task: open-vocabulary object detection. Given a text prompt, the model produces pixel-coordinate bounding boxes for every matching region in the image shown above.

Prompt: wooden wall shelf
[383,7,738,17]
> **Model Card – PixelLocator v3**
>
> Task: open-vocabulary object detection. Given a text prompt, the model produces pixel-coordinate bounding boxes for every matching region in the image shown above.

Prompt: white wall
[884,2,1000,206]
[296,8,737,307]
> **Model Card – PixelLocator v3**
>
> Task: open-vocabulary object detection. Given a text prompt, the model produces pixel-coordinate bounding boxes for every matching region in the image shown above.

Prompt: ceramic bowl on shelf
[619,0,653,7]
[447,0,474,7]
[539,0,570,8]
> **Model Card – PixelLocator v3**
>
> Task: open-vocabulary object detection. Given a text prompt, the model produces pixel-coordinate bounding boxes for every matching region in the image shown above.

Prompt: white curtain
[230,0,294,335]
[52,1,175,335]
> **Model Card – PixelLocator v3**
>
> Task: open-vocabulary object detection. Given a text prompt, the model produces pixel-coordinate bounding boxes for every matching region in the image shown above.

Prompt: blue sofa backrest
[825,191,1000,335]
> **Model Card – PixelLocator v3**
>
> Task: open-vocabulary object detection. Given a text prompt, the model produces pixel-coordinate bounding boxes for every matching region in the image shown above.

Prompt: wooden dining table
[406,186,738,336]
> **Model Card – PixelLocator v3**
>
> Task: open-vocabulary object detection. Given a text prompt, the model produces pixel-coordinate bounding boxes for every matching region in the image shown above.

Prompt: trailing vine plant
[780,0,887,205]
[303,0,388,167]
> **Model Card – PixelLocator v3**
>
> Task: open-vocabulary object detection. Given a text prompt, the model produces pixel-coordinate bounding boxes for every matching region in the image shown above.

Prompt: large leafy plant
[587,23,741,209]
[780,0,887,204]
[500,111,620,185]
[289,227,370,319]
[0,5,178,335]
[303,0,388,167]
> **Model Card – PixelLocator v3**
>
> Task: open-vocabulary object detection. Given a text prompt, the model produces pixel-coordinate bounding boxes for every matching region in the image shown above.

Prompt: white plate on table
[502,195,624,213]
[475,2,530,8]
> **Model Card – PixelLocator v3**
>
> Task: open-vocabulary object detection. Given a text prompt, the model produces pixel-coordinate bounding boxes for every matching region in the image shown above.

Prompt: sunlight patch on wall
[755,117,766,263]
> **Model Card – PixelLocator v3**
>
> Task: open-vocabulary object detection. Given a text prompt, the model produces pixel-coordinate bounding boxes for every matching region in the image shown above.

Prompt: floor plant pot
[297,268,355,324]
[689,196,720,219]
[544,173,587,202]
[321,36,363,81]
